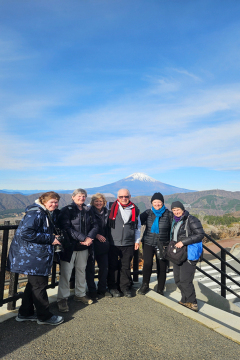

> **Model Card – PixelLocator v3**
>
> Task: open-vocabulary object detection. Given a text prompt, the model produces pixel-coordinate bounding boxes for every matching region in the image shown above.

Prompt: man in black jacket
[57,188,98,312]
[108,188,141,298]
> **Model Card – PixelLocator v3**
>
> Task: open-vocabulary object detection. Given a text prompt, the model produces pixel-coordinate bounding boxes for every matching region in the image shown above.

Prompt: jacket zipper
[121,224,124,245]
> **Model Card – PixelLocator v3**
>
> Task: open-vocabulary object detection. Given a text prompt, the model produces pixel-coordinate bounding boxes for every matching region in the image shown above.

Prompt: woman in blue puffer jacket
[7,191,63,326]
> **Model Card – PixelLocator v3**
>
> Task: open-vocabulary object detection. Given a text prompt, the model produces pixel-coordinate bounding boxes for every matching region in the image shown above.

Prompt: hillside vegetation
[1,189,240,218]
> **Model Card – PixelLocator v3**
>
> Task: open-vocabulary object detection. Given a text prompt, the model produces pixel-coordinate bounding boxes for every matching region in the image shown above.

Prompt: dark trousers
[142,243,168,292]
[173,260,197,303]
[86,252,109,293]
[19,275,53,321]
[107,245,134,292]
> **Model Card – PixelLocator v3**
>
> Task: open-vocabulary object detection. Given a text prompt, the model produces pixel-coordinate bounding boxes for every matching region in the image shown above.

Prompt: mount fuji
[85,173,195,197]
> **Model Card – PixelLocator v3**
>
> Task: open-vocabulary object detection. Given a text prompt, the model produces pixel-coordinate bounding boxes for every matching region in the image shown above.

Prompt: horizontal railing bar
[0,225,18,230]
[201,256,240,277]
[204,233,240,264]
[199,258,240,288]
[195,266,240,299]
[202,245,240,276]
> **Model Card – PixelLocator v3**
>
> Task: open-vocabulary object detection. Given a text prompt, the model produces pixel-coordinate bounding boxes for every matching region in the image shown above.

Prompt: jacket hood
[25,200,47,213]
[181,210,189,220]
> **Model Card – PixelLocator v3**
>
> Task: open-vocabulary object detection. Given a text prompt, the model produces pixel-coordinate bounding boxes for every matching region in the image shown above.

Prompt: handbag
[164,240,187,265]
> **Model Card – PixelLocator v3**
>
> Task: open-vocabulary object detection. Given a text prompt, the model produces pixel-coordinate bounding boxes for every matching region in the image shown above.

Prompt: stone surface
[1,294,240,359]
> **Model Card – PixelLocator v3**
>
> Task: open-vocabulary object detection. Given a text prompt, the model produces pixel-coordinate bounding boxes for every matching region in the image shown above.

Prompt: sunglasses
[118,196,130,199]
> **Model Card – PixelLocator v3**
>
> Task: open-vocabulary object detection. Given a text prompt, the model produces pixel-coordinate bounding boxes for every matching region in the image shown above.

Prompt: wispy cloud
[171,68,202,82]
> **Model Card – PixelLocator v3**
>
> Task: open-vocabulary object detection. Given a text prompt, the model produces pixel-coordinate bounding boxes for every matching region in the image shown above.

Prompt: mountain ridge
[0,172,194,196]
[1,189,240,217]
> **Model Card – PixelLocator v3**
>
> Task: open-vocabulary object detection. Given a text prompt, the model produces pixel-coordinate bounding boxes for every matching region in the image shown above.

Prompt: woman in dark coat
[137,192,172,296]
[171,201,204,312]
[7,191,63,325]
[86,193,110,298]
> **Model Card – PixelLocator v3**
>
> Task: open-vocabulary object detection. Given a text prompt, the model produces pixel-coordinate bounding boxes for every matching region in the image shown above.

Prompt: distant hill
[0,172,194,197]
[1,189,240,217]
[0,189,73,195]
[131,190,240,215]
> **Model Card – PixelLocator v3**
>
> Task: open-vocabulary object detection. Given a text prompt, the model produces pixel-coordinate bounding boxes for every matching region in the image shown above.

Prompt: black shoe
[88,291,98,300]
[109,289,121,297]
[137,283,149,295]
[97,290,106,298]
[122,289,132,298]
[157,290,164,296]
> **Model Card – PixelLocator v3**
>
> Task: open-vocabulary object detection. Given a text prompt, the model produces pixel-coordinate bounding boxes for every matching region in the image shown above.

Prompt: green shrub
[203,214,240,226]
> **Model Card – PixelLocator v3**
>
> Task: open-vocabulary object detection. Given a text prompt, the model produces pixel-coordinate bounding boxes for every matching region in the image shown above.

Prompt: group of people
[7,187,204,326]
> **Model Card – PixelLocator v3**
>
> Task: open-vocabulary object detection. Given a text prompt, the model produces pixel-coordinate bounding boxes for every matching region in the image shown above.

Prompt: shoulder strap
[184,217,189,237]
[45,210,59,234]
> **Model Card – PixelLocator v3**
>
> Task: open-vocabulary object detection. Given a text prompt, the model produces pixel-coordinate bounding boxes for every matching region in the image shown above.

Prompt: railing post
[221,248,226,298]
[0,221,10,307]
[133,249,139,282]
[7,220,21,310]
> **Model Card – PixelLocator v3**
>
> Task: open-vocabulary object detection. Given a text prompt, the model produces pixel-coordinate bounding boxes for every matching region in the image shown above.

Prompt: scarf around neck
[173,211,185,223]
[109,200,137,229]
[151,205,166,234]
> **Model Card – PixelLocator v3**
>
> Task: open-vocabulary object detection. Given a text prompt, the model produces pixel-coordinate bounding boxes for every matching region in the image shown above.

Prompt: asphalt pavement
[0,293,240,360]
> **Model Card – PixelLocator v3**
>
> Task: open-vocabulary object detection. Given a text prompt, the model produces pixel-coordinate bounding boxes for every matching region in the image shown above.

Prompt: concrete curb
[146,289,240,345]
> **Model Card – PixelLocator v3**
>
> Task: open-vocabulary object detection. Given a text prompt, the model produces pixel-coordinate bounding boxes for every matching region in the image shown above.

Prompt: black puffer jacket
[91,206,110,256]
[140,208,173,247]
[58,202,98,262]
[170,210,204,245]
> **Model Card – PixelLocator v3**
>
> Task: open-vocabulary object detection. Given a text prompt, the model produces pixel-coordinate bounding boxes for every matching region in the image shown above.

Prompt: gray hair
[72,188,87,197]
[117,188,131,197]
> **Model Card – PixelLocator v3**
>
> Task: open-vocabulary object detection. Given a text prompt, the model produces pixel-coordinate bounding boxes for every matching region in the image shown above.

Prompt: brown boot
[183,302,199,312]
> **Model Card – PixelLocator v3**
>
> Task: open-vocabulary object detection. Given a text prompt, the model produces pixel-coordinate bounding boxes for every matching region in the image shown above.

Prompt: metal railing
[1,221,240,311]
[196,233,240,299]
[0,221,60,310]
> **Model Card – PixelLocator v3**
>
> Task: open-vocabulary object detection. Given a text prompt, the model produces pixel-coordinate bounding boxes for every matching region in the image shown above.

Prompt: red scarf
[109,200,137,229]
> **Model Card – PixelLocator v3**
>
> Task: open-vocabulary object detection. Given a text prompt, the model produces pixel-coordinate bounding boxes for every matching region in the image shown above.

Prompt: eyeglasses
[118,196,129,199]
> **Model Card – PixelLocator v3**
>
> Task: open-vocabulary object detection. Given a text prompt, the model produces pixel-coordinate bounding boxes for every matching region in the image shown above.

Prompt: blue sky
[1,0,240,192]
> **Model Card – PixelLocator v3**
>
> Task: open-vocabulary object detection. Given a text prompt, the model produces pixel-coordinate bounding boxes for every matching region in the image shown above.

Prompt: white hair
[117,188,131,197]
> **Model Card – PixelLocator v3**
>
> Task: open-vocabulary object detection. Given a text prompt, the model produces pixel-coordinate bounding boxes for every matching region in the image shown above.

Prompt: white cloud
[1,72,240,175]
[171,68,202,82]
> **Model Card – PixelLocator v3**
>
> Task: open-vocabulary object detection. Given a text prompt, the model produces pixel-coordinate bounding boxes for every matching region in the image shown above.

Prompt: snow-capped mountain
[85,172,194,197]
[125,173,158,182]
[0,173,194,197]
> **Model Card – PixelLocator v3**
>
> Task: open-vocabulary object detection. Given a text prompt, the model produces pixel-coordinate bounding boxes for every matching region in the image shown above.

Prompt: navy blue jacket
[7,203,57,276]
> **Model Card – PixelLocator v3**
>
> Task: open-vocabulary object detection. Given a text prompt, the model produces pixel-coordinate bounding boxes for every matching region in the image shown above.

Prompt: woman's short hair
[72,188,87,197]
[39,191,60,205]
[90,193,107,207]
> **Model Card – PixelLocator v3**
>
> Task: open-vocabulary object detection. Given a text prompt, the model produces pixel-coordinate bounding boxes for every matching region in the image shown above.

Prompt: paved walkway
[204,237,240,254]
[0,290,240,360]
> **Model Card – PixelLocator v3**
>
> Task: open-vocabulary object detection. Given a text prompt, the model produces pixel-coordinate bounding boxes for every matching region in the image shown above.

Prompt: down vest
[170,210,204,246]
[7,203,57,276]
[140,208,173,247]
[109,205,140,247]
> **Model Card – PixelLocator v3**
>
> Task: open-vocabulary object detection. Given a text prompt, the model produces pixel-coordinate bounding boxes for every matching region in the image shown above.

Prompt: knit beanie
[151,192,164,204]
[171,201,185,211]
